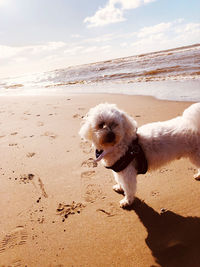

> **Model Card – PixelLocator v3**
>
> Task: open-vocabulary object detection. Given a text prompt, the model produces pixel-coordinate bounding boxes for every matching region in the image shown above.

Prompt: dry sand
[0,94,200,267]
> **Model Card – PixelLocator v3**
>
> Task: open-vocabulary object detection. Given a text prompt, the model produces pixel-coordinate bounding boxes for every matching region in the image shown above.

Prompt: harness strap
[105,137,148,174]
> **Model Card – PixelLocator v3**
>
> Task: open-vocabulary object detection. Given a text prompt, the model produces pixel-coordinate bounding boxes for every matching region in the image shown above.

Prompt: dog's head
[79,103,137,152]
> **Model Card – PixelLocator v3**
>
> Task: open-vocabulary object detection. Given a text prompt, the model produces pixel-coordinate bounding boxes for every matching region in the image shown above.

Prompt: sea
[0,44,200,102]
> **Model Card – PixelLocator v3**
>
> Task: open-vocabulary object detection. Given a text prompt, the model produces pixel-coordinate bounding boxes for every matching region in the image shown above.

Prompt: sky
[0,0,200,78]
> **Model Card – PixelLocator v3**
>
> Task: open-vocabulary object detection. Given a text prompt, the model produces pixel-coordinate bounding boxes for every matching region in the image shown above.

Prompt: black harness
[96,137,148,174]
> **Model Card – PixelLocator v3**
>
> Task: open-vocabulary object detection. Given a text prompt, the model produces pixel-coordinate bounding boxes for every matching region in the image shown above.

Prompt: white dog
[79,103,200,208]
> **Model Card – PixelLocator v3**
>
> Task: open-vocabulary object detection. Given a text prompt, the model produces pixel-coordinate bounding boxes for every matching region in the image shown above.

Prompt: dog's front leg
[117,166,137,208]
[113,171,124,193]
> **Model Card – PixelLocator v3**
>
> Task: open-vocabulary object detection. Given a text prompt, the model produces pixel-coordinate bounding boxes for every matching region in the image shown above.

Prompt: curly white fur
[79,103,200,208]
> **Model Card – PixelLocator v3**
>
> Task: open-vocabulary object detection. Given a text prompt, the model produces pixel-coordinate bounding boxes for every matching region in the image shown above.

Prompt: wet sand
[0,94,200,266]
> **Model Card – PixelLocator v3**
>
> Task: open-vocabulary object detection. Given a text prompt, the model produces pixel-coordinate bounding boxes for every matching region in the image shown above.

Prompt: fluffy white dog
[79,103,200,208]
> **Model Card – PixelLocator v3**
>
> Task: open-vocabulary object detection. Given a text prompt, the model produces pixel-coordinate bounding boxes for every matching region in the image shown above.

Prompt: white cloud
[0,45,23,59]
[0,42,66,60]
[84,4,125,27]
[110,0,155,10]
[84,45,111,54]
[138,22,172,38]
[131,20,200,54]
[64,46,83,56]
[175,22,200,35]
[137,19,187,38]
[30,42,66,55]
[110,0,141,10]
[84,0,157,27]
[173,22,200,45]
[82,34,114,44]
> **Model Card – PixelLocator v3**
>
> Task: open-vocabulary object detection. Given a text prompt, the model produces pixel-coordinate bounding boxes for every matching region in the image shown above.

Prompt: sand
[0,94,200,267]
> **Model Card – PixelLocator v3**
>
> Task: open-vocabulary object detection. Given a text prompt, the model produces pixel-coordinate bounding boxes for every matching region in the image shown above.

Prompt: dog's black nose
[106,131,115,143]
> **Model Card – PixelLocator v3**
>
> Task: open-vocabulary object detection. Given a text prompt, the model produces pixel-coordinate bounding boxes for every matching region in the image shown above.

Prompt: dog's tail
[182,103,200,132]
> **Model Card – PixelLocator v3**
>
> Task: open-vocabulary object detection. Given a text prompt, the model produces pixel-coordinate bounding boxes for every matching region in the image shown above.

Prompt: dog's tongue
[95,147,114,162]
[95,149,108,162]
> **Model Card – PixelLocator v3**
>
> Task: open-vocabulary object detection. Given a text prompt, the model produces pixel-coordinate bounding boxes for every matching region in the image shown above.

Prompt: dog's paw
[113,184,124,194]
[119,197,133,209]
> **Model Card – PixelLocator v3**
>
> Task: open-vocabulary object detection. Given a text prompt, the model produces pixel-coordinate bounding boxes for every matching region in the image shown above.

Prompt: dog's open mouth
[95,149,106,162]
[95,148,113,162]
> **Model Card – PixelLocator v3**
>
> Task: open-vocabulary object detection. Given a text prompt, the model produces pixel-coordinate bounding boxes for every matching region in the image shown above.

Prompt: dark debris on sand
[56,201,85,222]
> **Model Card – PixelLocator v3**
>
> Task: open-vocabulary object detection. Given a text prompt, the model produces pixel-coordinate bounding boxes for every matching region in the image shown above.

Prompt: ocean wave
[0,44,200,91]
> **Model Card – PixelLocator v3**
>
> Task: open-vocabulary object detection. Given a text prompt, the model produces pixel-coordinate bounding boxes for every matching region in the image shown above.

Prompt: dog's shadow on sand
[130,198,200,267]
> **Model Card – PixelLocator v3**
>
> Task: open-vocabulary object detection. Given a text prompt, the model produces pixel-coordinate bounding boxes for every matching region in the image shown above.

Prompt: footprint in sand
[17,174,48,198]
[73,113,82,119]
[42,131,57,139]
[23,111,31,115]
[151,190,160,197]
[0,226,28,253]
[8,259,23,267]
[159,168,173,173]
[84,184,103,203]
[81,158,97,168]
[21,117,28,120]
[29,207,45,225]
[9,143,18,147]
[26,152,36,158]
[80,141,93,154]
[81,170,95,179]
[10,132,18,136]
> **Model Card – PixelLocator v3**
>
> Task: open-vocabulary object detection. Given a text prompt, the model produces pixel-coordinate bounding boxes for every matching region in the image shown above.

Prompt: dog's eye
[109,122,118,128]
[98,122,105,129]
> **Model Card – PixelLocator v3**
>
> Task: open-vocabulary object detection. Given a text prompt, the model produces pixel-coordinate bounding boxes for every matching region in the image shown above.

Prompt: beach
[1,93,200,266]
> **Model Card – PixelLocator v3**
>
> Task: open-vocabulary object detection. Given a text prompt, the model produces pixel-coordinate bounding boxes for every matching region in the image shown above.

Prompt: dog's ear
[122,112,137,138]
[79,119,93,141]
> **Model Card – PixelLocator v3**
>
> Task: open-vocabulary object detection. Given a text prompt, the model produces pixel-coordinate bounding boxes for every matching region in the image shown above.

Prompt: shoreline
[1,80,200,102]
[0,94,200,266]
